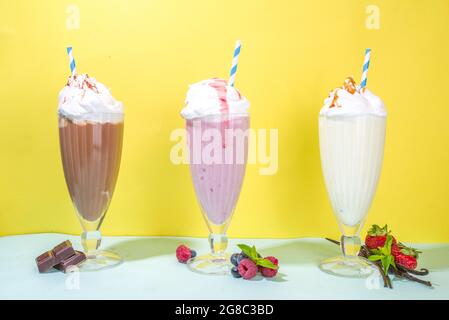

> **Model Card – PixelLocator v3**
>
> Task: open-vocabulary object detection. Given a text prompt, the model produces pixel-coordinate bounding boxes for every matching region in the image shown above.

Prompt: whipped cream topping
[181,78,249,120]
[58,74,123,122]
[320,77,386,117]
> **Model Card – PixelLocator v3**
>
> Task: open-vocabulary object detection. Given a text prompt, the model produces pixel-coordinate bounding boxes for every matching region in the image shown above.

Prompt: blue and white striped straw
[228,40,241,87]
[360,48,371,90]
[66,47,76,76]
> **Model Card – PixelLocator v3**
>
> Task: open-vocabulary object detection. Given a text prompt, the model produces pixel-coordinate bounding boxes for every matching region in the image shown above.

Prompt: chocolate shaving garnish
[84,79,99,93]
[65,74,99,93]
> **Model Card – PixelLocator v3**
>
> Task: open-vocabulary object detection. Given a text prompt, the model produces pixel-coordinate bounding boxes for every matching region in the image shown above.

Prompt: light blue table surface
[0,233,448,300]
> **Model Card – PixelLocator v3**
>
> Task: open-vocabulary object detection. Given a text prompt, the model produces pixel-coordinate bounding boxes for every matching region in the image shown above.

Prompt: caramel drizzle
[328,76,358,108]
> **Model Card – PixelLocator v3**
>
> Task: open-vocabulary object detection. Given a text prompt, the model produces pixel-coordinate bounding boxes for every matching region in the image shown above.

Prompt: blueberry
[237,253,248,265]
[230,253,240,266]
[190,250,197,258]
[231,266,241,278]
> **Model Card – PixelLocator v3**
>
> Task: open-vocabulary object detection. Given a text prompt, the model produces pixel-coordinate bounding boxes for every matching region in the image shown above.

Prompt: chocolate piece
[36,251,57,273]
[36,240,77,273]
[54,251,86,273]
[53,240,76,263]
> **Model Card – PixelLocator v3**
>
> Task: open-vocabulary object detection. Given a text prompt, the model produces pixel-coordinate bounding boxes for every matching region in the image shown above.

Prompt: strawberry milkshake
[181,78,250,275]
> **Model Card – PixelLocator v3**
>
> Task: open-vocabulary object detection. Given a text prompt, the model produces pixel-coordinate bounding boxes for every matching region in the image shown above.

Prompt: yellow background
[1,0,448,242]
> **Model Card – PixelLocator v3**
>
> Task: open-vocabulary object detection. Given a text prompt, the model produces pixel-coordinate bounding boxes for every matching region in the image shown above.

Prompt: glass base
[77,250,123,272]
[319,256,375,278]
[187,253,231,276]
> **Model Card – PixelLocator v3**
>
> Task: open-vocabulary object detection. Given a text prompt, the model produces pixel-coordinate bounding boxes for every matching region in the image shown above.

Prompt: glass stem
[81,230,102,253]
[340,235,361,257]
[208,233,228,257]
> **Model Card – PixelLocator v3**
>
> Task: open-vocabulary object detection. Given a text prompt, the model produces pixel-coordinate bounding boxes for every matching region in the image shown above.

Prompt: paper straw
[360,48,371,90]
[66,47,76,76]
[228,40,241,87]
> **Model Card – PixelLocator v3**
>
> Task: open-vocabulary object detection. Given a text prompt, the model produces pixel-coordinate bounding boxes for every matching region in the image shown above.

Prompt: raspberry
[260,256,279,278]
[176,244,192,263]
[238,258,258,280]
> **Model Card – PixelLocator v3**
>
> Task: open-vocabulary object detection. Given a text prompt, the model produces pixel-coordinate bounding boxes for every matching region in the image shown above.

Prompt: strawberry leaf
[368,224,388,236]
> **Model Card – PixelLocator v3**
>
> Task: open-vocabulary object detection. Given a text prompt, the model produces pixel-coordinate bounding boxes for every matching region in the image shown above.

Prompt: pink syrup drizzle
[208,79,230,148]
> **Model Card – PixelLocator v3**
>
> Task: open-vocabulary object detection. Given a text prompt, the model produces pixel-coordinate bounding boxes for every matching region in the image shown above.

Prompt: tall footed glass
[319,114,386,277]
[186,113,249,275]
[58,112,124,271]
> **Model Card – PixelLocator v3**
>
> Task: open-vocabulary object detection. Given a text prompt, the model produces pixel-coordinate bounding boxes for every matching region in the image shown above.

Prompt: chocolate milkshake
[58,73,124,269]
[59,116,123,222]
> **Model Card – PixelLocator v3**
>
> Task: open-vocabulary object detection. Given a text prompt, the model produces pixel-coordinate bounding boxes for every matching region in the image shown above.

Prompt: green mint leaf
[237,244,259,260]
[380,256,388,274]
[371,248,381,255]
[255,258,278,270]
[387,255,394,272]
[251,245,258,259]
[390,258,397,270]
[237,244,254,259]
[381,255,394,274]
[368,255,382,261]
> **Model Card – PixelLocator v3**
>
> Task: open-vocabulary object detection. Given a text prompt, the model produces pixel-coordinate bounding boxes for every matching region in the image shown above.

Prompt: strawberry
[392,243,421,270]
[365,224,396,249]
[391,243,401,256]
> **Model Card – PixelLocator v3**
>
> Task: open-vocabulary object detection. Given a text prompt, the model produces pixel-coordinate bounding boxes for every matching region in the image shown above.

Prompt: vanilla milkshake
[58,73,124,269]
[181,78,249,274]
[319,77,386,229]
[319,77,387,277]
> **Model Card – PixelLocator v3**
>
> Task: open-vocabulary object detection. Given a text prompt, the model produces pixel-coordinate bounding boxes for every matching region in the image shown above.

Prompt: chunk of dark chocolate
[54,251,86,273]
[53,240,76,263]
[36,240,77,273]
[36,251,57,273]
